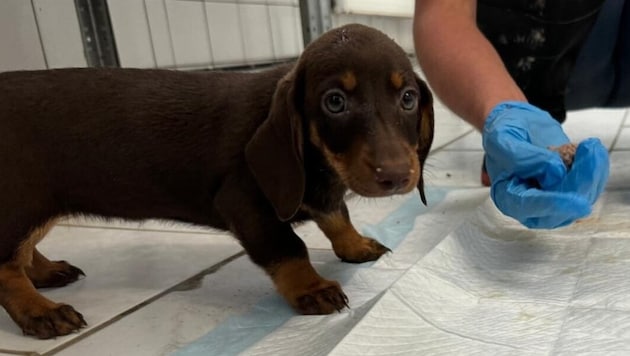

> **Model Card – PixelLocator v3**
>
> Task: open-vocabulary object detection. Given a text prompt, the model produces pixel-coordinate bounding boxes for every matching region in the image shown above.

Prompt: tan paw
[17,303,87,339]
[292,280,349,315]
[334,236,391,263]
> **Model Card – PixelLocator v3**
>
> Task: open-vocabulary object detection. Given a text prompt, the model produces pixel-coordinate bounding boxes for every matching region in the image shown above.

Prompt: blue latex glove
[482,101,609,229]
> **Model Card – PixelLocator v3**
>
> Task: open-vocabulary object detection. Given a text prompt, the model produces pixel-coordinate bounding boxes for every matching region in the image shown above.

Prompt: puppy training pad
[177,189,630,355]
[327,194,630,356]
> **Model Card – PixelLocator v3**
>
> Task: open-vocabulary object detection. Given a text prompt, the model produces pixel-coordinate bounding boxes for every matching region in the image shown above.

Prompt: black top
[477,0,609,121]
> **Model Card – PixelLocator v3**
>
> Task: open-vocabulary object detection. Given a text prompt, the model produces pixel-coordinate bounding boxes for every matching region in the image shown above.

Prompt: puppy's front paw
[18,304,87,339]
[270,258,349,315]
[293,280,349,315]
[335,236,391,263]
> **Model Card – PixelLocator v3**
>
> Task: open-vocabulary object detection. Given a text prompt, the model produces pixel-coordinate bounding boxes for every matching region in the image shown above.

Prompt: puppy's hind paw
[29,260,85,289]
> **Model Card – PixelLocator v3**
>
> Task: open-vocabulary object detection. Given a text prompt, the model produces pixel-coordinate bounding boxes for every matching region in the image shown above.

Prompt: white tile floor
[0,95,628,355]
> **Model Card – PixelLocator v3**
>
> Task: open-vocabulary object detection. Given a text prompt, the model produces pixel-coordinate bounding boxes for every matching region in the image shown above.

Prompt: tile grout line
[429,128,476,155]
[42,250,247,356]
[56,222,227,236]
[439,148,484,152]
[0,349,37,356]
[608,109,629,152]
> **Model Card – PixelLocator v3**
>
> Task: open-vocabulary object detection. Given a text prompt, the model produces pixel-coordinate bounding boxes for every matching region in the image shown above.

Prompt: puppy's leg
[216,181,348,315]
[21,219,85,289]
[313,202,390,263]
[27,248,85,289]
[0,220,86,338]
[266,251,349,315]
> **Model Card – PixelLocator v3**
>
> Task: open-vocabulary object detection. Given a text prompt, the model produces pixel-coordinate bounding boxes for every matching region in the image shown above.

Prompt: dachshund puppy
[0,24,434,339]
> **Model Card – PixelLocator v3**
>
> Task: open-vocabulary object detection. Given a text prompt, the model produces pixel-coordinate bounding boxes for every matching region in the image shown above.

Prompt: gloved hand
[482,101,609,229]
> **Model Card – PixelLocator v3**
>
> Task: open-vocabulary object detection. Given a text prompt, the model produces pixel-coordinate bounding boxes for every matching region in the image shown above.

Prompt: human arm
[413,0,610,229]
[413,0,526,130]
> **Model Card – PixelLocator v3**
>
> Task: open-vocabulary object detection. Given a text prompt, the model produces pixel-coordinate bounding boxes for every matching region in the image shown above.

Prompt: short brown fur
[0,24,434,338]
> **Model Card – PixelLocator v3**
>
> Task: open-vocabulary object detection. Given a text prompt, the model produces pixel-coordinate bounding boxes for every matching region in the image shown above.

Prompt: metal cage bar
[75,0,119,67]
[299,0,332,45]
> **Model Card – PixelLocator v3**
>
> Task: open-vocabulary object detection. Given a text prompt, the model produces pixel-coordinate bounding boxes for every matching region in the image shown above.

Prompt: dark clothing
[477,0,629,122]
[568,0,630,109]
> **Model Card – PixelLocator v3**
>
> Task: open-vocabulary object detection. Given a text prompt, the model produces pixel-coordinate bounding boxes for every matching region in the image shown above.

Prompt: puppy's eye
[322,90,347,114]
[401,90,418,111]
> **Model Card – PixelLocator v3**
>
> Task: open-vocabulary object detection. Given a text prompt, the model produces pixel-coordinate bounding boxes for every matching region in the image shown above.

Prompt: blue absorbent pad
[176,188,630,355]
[175,187,482,356]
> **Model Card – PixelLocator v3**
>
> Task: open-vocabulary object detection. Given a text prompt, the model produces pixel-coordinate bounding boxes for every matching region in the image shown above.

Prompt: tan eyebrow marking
[340,71,357,91]
[390,71,404,89]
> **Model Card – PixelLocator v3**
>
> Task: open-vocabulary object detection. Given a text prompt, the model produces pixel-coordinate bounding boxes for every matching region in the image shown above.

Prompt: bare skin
[413,0,528,130]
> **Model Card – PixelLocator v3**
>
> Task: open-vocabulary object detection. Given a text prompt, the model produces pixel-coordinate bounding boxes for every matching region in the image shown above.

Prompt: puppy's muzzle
[373,160,413,193]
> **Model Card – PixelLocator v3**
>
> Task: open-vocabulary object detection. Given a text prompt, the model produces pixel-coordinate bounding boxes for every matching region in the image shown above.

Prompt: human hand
[482,101,609,229]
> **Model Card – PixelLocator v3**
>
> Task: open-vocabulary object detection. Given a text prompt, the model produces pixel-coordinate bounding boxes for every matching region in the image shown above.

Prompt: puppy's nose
[374,162,412,192]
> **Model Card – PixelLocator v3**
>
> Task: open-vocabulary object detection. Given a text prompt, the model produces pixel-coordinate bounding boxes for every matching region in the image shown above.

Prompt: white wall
[0,0,46,71]
[108,0,304,70]
[33,0,88,68]
[0,0,303,71]
[0,0,86,71]
[332,14,414,54]
[0,0,414,72]
[332,0,415,54]
[333,0,414,18]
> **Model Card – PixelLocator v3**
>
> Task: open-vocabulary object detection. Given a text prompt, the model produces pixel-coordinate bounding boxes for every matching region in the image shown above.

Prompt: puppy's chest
[302,169,347,214]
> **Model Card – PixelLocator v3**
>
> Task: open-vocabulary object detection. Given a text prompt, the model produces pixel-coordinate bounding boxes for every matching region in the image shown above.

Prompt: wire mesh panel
[0,0,413,71]
[330,0,414,54]
[331,13,414,54]
[108,0,304,70]
[0,0,47,71]
[35,0,87,68]
[0,0,89,71]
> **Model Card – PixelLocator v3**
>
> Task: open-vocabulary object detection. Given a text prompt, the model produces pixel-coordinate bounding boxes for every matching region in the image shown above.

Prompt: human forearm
[413,0,527,130]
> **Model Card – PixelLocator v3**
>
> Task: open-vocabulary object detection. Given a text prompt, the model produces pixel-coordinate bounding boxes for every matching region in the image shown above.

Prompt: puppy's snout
[374,162,412,192]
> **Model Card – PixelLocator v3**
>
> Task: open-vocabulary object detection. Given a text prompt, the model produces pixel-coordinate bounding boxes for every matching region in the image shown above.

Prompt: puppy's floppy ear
[245,69,305,221]
[415,76,435,206]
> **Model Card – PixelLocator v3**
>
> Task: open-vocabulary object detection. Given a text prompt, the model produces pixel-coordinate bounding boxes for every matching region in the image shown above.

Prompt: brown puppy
[0,24,434,339]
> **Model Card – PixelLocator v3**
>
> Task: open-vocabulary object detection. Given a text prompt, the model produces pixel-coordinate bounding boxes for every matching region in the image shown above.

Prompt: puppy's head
[301,24,435,202]
[246,24,434,221]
